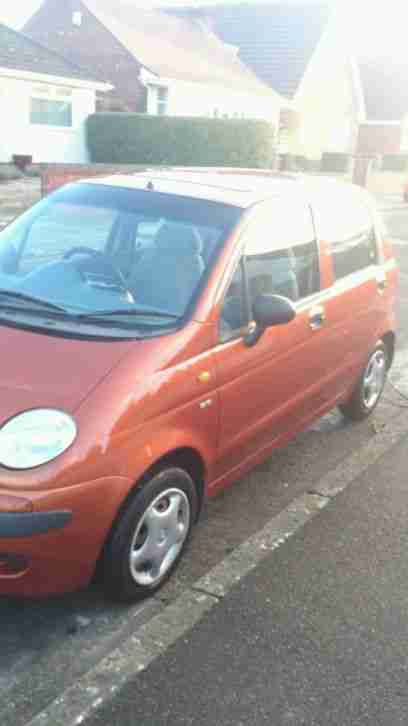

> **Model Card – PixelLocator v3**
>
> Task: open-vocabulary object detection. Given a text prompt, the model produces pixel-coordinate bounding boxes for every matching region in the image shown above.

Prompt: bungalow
[166,3,366,163]
[0,22,111,163]
[24,0,286,127]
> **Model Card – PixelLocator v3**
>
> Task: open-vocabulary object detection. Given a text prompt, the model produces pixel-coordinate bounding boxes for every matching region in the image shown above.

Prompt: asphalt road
[1,203,408,726]
[86,432,408,726]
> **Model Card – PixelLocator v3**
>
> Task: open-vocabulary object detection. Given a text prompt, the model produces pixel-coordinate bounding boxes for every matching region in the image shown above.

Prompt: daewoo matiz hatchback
[0,172,398,601]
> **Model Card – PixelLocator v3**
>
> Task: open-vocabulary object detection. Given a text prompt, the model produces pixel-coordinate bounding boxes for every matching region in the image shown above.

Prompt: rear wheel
[101,468,198,602]
[339,342,388,421]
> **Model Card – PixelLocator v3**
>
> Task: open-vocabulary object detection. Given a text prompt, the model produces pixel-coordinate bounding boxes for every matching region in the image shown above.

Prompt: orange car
[0,172,398,600]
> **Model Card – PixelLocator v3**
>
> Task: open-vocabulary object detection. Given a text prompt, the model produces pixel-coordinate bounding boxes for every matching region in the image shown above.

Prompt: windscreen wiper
[0,289,69,313]
[77,307,180,321]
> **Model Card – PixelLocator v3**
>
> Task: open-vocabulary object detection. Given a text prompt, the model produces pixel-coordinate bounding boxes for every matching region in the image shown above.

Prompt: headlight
[0,409,77,470]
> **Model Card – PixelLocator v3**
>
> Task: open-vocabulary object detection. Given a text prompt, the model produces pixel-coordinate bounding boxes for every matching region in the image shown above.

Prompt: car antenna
[146,181,154,191]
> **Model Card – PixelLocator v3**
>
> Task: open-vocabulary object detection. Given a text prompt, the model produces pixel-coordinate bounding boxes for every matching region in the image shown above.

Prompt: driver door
[212,197,333,485]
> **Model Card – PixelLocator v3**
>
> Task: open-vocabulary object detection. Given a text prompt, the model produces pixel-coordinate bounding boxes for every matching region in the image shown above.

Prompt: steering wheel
[64,246,133,299]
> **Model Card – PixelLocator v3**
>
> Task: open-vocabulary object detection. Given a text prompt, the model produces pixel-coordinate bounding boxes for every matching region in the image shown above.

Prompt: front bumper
[0,510,72,538]
[0,475,132,598]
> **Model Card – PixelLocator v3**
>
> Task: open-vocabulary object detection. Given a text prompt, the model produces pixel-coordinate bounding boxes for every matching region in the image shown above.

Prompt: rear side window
[313,187,378,281]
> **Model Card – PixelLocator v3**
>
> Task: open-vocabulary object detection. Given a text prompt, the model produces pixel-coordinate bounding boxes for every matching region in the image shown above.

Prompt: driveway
[0,178,41,229]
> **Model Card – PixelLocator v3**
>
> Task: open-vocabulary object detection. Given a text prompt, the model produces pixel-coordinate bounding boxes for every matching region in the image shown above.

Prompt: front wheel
[339,342,388,422]
[101,468,198,602]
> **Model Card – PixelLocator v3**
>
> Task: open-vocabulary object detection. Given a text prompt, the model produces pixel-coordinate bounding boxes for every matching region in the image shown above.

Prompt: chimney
[70,1,82,26]
[72,10,82,27]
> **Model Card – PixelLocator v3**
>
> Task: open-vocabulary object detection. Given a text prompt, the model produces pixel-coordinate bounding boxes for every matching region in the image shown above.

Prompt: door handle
[309,306,326,330]
[377,272,387,293]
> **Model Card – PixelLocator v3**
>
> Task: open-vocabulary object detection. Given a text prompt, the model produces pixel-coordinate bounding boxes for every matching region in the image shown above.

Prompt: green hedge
[381,153,408,172]
[87,113,275,168]
[320,152,352,174]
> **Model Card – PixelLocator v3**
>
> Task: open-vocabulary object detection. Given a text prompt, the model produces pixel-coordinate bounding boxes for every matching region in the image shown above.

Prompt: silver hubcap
[363,349,386,409]
[129,488,190,587]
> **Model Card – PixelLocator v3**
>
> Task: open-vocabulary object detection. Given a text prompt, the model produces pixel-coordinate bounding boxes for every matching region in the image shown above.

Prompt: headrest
[155,223,203,256]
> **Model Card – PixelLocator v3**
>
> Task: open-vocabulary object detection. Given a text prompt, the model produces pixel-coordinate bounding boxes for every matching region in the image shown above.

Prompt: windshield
[0,183,240,334]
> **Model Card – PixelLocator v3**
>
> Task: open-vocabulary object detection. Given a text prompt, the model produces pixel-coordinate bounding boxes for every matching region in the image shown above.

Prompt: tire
[101,467,198,602]
[339,342,388,422]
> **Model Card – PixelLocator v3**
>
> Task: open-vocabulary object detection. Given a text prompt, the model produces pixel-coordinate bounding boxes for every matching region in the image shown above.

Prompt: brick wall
[357,124,402,155]
[24,0,146,112]
[39,164,153,195]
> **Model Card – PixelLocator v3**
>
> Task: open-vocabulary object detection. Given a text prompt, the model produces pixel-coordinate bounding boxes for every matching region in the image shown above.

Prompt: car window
[244,198,320,303]
[19,203,117,275]
[312,187,378,280]
[218,197,320,343]
[219,261,248,342]
[0,184,240,330]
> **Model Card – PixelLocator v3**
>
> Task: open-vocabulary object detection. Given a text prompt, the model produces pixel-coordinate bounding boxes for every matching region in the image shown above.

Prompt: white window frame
[156,86,168,116]
[30,84,73,129]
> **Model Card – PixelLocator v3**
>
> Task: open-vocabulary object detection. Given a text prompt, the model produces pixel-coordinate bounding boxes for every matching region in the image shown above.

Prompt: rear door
[312,185,387,383]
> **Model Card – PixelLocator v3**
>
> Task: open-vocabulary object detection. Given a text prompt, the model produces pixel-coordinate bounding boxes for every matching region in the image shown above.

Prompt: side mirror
[253,294,296,327]
[244,294,296,347]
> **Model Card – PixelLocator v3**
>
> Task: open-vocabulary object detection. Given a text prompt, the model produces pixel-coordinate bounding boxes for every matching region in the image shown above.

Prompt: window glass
[312,187,378,280]
[219,262,248,341]
[157,87,168,116]
[0,184,240,327]
[244,199,319,302]
[292,241,320,299]
[246,248,299,301]
[30,98,72,127]
[19,203,117,275]
[331,231,378,280]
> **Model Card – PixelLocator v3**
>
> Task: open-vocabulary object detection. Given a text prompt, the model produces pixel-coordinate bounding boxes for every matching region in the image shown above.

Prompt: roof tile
[81,0,280,96]
[0,21,103,83]
[166,3,331,99]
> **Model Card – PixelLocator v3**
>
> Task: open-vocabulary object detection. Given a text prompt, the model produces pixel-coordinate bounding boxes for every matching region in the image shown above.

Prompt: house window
[30,98,72,127]
[157,87,168,116]
[30,85,73,127]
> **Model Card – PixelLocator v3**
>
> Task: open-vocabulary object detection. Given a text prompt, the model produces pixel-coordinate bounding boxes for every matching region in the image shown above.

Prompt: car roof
[78,170,371,210]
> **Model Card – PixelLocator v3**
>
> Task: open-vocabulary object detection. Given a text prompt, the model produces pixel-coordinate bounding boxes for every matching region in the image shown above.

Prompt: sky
[2,0,408,62]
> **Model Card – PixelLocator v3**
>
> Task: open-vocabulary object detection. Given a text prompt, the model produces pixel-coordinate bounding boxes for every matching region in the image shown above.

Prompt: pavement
[0,181,408,726]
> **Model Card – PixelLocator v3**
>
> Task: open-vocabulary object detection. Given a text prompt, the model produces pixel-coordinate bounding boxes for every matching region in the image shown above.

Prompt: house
[24,0,285,128]
[165,3,365,163]
[0,22,111,163]
[357,58,408,156]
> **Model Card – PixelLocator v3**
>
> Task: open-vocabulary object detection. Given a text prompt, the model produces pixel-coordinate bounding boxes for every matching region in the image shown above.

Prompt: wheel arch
[381,331,396,369]
[134,447,207,516]
[93,446,206,584]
